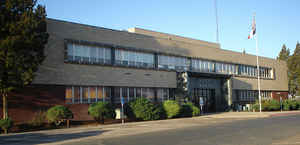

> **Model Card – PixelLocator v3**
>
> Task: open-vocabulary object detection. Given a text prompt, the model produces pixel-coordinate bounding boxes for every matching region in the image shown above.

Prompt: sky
[38,0,300,59]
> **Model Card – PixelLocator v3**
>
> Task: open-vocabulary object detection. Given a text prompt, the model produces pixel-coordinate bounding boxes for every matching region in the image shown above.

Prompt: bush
[163,100,181,118]
[268,100,280,111]
[180,102,200,117]
[252,100,281,111]
[46,105,73,126]
[128,98,163,121]
[283,100,291,111]
[0,118,13,134]
[282,100,300,110]
[88,102,116,124]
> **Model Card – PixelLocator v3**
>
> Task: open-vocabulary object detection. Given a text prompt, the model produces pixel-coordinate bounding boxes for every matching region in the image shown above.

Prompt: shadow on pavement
[0,130,107,145]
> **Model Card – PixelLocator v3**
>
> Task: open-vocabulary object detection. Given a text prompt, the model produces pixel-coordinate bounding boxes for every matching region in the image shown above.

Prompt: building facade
[0,19,288,123]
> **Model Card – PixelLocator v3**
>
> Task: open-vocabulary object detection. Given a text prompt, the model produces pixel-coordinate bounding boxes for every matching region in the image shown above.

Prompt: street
[1,113,300,145]
[72,115,300,145]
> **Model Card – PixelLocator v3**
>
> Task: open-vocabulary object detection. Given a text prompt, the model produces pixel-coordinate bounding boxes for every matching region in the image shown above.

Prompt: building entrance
[192,88,216,112]
[188,73,232,112]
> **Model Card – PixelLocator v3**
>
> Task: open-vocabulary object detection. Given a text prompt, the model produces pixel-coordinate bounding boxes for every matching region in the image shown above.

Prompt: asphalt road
[75,115,300,145]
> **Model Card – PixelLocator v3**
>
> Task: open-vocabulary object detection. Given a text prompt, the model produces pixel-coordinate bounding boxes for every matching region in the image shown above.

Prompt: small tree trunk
[2,93,8,119]
[4,129,7,134]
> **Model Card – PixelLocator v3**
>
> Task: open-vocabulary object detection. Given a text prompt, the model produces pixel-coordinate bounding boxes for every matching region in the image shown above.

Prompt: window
[114,87,121,103]
[157,88,169,102]
[104,87,111,102]
[66,43,111,64]
[90,87,96,103]
[121,87,129,103]
[65,87,73,104]
[136,88,141,98]
[236,90,258,102]
[90,46,97,63]
[82,87,89,103]
[115,49,154,68]
[238,64,272,79]
[73,87,80,103]
[158,55,189,70]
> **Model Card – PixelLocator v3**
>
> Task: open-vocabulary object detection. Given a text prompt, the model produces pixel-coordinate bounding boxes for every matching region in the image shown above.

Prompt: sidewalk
[202,111,300,118]
[1,111,300,145]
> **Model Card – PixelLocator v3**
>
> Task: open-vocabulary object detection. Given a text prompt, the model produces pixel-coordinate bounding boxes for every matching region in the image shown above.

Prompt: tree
[0,0,49,119]
[277,44,290,61]
[288,42,300,96]
[175,72,188,104]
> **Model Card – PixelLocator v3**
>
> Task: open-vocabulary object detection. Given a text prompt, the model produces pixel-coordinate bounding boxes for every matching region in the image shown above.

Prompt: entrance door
[205,89,216,112]
[193,88,216,113]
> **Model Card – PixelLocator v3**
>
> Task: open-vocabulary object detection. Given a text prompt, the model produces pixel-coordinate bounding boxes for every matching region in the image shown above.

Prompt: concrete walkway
[1,111,300,145]
[202,110,300,118]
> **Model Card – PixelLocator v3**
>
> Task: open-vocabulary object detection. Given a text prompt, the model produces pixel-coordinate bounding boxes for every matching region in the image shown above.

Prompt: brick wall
[272,91,289,101]
[0,85,93,124]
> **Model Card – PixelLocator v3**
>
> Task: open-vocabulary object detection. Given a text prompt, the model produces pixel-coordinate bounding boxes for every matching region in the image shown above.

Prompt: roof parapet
[128,27,220,49]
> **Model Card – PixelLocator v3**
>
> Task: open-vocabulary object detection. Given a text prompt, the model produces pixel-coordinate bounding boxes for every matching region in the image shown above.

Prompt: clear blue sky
[39,0,300,59]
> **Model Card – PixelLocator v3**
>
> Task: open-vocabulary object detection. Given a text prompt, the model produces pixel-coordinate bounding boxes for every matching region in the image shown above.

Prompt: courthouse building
[1,19,288,123]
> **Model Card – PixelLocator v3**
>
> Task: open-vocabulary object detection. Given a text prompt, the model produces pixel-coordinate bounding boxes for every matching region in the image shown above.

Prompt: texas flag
[248,15,256,39]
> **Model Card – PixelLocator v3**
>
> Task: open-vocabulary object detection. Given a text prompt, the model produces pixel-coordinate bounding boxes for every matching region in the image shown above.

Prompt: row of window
[158,55,189,71]
[67,43,111,64]
[65,86,172,104]
[66,43,273,79]
[115,49,154,68]
[191,59,215,73]
[236,90,272,102]
[239,65,272,78]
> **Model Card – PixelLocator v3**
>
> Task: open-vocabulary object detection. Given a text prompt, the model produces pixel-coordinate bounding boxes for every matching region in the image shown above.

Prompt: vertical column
[103,87,105,102]
[134,88,136,99]
[111,47,115,65]
[80,87,82,104]
[227,78,232,107]
[127,87,130,102]
[95,87,98,102]
[88,87,90,103]
[72,86,74,104]
[120,87,122,104]
[154,53,158,69]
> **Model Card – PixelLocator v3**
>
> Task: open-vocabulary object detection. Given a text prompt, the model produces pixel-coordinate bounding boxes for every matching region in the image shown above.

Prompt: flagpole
[255,21,262,113]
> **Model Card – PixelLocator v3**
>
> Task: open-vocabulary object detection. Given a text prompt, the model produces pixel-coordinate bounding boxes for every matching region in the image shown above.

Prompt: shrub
[283,100,291,111]
[290,100,299,110]
[282,100,300,111]
[268,100,280,111]
[128,98,163,121]
[46,105,73,126]
[0,118,13,134]
[30,111,46,127]
[163,100,181,118]
[253,100,280,111]
[180,102,200,117]
[88,102,116,124]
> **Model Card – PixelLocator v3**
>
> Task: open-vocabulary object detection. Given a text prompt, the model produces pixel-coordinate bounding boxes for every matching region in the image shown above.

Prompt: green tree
[0,0,49,119]
[277,44,290,61]
[288,42,300,96]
